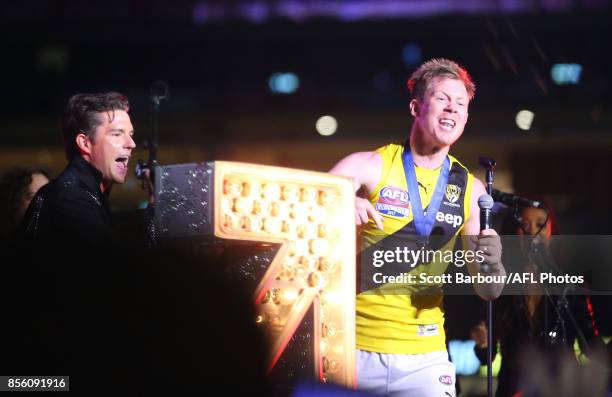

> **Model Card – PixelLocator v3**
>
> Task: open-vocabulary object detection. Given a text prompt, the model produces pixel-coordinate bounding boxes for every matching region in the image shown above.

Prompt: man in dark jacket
[22,92,135,247]
[13,92,137,389]
[11,92,270,392]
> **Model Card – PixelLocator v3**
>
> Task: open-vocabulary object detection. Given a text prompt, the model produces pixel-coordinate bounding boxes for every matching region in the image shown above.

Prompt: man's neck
[100,181,112,193]
[409,132,450,169]
[72,155,108,193]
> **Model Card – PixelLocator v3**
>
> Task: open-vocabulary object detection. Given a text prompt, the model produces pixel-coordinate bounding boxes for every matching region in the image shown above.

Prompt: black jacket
[10,157,273,392]
[10,156,116,388]
[475,294,604,397]
[21,155,112,249]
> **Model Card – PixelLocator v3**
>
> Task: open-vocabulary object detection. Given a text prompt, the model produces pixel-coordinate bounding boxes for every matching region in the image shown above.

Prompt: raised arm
[329,151,384,230]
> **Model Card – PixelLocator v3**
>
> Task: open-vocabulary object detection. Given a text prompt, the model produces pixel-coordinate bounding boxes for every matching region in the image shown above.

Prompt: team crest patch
[439,375,453,385]
[445,184,461,204]
[375,186,410,217]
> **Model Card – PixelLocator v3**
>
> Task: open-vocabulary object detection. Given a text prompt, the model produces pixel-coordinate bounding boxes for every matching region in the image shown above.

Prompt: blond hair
[407,58,475,101]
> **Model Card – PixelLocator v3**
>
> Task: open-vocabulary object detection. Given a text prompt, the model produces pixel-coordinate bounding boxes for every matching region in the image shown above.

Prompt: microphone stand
[135,80,169,185]
[528,237,590,355]
[135,81,168,247]
[479,157,496,397]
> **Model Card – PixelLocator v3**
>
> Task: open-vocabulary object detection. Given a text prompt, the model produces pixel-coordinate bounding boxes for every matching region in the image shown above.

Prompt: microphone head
[531,234,544,247]
[478,194,494,210]
[478,157,496,169]
[150,80,169,101]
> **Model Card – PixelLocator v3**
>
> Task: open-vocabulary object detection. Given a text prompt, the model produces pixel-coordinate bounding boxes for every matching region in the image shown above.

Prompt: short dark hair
[0,167,51,239]
[407,58,476,102]
[61,92,130,160]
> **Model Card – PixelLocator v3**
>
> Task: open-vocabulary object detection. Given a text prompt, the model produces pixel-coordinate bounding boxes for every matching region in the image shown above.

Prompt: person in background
[471,201,608,397]
[0,166,50,244]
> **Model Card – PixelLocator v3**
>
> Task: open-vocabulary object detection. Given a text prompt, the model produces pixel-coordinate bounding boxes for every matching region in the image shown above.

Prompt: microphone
[529,235,555,267]
[478,194,494,273]
[150,80,169,105]
[492,189,544,209]
[479,194,494,230]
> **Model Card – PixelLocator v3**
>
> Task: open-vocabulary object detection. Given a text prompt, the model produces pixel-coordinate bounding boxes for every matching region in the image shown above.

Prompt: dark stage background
[2,1,612,395]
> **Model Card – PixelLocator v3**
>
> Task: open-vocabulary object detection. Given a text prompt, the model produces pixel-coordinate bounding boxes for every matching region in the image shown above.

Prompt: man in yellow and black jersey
[330,58,506,397]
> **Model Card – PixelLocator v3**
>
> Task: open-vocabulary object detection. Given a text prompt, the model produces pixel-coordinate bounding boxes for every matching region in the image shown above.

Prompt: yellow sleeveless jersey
[356,143,474,354]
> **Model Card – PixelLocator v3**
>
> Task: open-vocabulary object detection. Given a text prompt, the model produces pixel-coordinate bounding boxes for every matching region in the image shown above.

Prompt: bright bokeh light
[269,72,300,94]
[448,340,481,375]
[316,115,338,136]
[551,63,582,85]
[515,110,535,131]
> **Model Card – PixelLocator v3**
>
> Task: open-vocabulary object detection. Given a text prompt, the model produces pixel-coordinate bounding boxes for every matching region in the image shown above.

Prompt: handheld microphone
[478,194,494,273]
[492,189,544,209]
[479,194,494,230]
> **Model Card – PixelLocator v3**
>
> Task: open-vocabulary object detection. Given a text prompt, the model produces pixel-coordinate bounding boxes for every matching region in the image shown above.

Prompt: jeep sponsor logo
[436,211,463,228]
[439,375,453,385]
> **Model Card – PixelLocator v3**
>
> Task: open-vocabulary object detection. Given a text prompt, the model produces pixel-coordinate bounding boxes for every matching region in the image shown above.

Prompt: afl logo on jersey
[375,186,410,217]
[439,375,453,385]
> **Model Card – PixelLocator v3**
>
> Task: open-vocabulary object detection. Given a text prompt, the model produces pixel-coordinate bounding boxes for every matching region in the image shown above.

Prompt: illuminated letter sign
[155,161,356,387]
